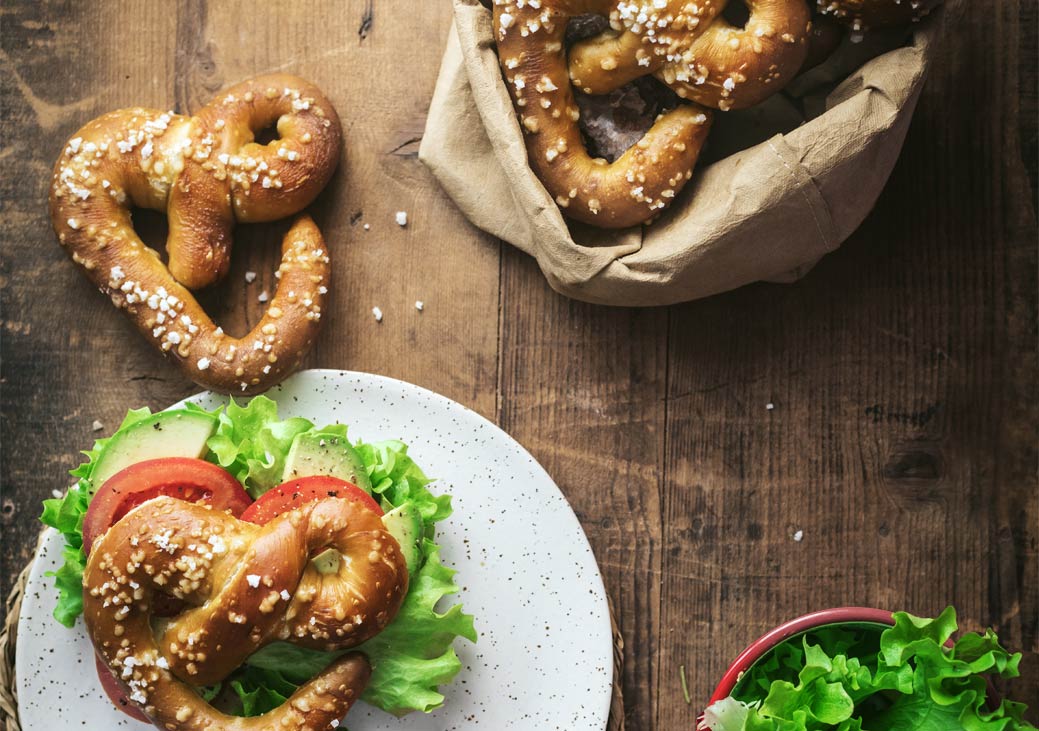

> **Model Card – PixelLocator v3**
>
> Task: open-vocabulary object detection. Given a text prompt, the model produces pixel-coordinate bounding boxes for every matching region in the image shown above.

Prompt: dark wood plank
[658,3,1038,727]
[497,247,669,731]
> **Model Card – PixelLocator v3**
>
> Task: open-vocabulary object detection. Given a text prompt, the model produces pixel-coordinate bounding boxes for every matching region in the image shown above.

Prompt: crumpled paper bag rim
[420,0,939,306]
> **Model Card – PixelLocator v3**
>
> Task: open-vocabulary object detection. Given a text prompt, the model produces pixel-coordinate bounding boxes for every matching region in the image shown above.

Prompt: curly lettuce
[39,396,476,716]
[40,406,153,626]
[702,608,1036,731]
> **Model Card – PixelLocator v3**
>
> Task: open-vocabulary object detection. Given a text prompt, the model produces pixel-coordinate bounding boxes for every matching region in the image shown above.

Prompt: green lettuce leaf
[704,608,1036,731]
[356,439,453,526]
[206,397,313,498]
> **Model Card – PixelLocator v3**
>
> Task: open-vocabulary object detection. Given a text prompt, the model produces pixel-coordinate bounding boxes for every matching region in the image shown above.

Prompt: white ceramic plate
[16,369,613,730]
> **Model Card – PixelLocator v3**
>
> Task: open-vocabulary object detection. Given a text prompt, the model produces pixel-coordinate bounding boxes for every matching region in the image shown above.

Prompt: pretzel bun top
[83,496,408,731]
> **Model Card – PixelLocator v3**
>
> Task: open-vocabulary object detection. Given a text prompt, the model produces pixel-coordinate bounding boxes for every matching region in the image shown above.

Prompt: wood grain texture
[1,0,1036,728]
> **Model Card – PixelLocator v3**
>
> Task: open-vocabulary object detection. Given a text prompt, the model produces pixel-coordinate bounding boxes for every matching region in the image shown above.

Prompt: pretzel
[494,1,714,228]
[567,1,812,112]
[815,0,941,31]
[50,74,342,394]
[83,495,409,731]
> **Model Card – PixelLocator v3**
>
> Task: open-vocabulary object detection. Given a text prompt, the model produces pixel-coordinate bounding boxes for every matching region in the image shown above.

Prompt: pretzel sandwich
[494,0,714,228]
[50,74,341,394]
[83,495,409,731]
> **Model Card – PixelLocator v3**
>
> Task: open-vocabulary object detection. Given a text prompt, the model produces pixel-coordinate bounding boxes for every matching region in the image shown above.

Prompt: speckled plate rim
[10,369,617,731]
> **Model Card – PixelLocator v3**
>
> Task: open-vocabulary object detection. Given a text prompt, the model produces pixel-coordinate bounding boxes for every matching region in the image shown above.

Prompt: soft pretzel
[494,0,714,228]
[50,74,341,394]
[815,0,941,31]
[83,495,409,730]
[567,1,812,111]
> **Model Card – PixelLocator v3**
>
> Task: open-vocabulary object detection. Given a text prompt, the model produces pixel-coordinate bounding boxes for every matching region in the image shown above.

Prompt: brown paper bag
[420,0,938,306]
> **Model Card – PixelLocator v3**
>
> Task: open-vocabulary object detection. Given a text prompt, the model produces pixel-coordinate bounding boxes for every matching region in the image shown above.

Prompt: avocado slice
[281,431,373,493]
[88,409,218,494]
[382,502,423,574]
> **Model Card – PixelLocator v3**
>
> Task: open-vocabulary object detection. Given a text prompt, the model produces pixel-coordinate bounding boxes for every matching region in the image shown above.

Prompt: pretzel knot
[49,73,342,395]
[83,496,410,731]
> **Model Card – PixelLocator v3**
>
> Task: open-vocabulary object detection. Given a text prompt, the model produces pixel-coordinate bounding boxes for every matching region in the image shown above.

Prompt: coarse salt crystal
[372,306,383,322]
[91,420,104,432]
[793,530,804,542]
[245,271,257,283]
[395,211,408,227]
[197,357,211,371]
[246,575,261,588]
[258,291,269,303]
[415,300,424,311]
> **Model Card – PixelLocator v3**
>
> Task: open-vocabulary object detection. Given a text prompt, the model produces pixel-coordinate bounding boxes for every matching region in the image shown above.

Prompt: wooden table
[2,2,1036,727]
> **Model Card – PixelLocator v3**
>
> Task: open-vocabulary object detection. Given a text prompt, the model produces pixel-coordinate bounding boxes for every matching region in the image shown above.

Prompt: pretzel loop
[567,0,812,112]
[50,74,342,394]
[494,0,715,228]
[83,496,409,731]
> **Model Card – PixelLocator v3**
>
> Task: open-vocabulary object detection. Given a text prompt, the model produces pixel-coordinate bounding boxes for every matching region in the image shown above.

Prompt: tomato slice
[241,476,382,524]
[95,654,150,723]
[83,457,252,555]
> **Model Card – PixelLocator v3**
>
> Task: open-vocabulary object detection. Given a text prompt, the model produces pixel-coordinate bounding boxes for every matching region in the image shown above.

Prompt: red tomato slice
[83,457,252,555]
[241,476,382,524]
[95,654,150,723]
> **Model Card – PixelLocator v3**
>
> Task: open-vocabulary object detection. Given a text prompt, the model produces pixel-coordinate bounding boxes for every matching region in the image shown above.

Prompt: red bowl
[697,607,895,731]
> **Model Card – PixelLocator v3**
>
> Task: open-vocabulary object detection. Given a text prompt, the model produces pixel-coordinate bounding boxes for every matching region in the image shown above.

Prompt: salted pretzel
[493,0,714,228]
[50,74,341,394]
[815,0,941,31]
[567,1,812,111]
[83,495,409,731]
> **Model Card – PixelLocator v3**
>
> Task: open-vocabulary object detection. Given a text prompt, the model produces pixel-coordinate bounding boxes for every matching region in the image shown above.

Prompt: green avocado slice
[88,409,218,494]
[281,431,373,493]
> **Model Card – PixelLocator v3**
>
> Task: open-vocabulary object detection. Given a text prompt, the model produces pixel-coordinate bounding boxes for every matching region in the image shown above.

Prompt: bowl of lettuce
[699,606,1036,731]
